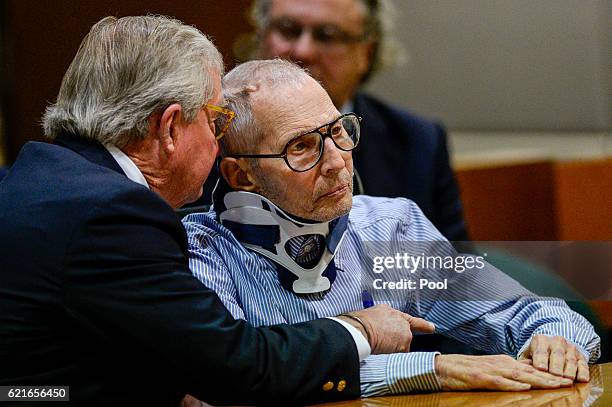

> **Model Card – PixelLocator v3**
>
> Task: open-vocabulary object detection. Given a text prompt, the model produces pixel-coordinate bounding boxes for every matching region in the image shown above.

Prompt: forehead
[255,78,338,147]
[270,0,367,27]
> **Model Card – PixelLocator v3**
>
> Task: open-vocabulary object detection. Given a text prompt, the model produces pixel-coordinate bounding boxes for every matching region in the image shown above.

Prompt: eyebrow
[275,113,341,149]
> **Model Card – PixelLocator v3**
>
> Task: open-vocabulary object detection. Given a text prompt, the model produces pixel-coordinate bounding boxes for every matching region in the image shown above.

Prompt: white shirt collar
[104,144,149,189]
[340,100,354,114]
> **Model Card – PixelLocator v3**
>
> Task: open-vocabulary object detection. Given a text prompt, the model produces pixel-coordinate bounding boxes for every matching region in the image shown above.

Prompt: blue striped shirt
[184,195,600,397]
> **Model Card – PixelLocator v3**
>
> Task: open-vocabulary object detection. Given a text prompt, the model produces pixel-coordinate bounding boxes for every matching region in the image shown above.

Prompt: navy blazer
[200,93,468,241]
[0,136,359,405]
[352,93,468,241]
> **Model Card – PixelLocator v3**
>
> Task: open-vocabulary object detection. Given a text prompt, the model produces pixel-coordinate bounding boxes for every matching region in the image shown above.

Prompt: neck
[123,140,181,209]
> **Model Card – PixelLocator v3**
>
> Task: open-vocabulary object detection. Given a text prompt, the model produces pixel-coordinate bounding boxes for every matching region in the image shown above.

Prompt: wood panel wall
[457,158,612,241]
[2,0,251,162]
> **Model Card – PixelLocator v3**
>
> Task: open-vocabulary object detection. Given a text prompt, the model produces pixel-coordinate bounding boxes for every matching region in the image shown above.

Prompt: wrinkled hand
[435,354,574,391]
[339,304,435,354]
[519,334,590,382]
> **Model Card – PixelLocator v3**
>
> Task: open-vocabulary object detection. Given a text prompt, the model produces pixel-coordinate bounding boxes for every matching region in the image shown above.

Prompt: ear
[359,39,376,76]
[220,157,259,192]
[154,103,183,156]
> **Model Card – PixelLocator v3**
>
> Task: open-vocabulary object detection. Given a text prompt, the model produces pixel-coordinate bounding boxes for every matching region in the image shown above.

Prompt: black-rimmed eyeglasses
[226,113,361,172]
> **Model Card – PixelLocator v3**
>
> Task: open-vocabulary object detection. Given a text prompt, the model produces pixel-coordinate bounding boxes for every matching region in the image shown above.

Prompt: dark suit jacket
[352,93,468,241]
[200,93,468,241]
[0,135,359,406]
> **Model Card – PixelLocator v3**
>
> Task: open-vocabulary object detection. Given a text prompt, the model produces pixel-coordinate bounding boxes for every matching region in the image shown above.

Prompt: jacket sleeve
[63,191,360,405]
[431,123,470,241]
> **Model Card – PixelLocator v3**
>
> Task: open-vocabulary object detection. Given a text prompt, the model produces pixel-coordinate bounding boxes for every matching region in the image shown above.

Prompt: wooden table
[312,363,611,406]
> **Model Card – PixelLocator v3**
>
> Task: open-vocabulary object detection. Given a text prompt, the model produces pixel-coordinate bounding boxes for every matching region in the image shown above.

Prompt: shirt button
[337,379,347,392]
[322,381,334,391]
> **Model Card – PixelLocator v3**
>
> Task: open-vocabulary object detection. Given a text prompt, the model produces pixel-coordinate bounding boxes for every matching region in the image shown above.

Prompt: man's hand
[338,304,435,354]
[435,354,574,391]
[519,334,590,382]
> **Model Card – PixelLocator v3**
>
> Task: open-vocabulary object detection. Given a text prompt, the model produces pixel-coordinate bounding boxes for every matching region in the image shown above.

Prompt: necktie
[285,234,325,269]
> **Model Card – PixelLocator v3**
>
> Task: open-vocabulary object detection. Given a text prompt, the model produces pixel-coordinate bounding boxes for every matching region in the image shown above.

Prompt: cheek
[344,153,353,171]
[262,34,291,57]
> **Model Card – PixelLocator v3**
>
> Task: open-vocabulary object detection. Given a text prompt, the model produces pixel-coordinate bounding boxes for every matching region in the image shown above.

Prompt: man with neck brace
[184,59,600,396]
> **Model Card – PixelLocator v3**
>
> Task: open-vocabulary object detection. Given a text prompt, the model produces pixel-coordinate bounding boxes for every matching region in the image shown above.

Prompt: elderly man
[0,16,420,405]
[184,59,600,398]
[201,0,468,242]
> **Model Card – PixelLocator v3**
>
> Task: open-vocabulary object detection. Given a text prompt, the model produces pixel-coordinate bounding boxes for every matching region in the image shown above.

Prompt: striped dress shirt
[184,195,600,397]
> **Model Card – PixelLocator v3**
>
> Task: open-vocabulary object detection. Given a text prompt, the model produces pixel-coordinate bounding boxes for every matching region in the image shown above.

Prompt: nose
[291,29,317,64]
[319,137,347,175]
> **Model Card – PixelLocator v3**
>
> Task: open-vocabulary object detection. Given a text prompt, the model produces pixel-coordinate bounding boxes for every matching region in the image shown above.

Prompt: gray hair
[248,0,403,84]
[43,15,223,148]
[219,59,310,156]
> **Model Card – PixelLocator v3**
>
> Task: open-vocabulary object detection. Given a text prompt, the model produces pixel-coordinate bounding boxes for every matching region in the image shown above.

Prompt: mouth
[320,184,350,199]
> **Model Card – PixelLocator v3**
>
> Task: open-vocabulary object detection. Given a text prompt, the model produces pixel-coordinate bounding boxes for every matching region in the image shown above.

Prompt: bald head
[220,59,325,155]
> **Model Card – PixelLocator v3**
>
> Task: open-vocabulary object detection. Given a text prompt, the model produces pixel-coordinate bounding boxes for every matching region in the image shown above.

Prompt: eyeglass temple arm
[225,153,286,159]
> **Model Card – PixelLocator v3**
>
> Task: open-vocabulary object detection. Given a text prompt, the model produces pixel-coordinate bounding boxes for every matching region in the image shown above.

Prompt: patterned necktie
[285,234,326,269]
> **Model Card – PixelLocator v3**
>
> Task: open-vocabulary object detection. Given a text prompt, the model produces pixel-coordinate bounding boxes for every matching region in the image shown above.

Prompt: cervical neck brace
[216,189,348,294]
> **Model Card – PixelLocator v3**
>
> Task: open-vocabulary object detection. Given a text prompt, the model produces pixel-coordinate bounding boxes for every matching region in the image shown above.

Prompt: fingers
[407,315,435,333]
[576,357,590,382]
[531,337,551,371]
[561,349,579,380]
[480,374,531,391]
[548,337,568,376]
[528,335,590,383]
[500,364,573,389]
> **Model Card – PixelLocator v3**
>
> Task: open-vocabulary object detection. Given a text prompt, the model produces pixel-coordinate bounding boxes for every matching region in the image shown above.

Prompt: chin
[184,186,204,206]
[311,195,353,222]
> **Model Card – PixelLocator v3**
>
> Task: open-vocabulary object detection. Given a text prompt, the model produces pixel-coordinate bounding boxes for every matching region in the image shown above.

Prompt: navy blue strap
[222,220,280,247]
[327,214,349,252]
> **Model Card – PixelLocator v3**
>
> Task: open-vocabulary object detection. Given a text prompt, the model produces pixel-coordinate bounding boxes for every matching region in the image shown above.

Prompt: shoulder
[354,92,446,142]
[21,142,180,245]
[183,211,227,246]
[182,210,249,262]
[349,195,445,240]
[0,141,184,276]
[9,141,162,208]
[350,195,420,224]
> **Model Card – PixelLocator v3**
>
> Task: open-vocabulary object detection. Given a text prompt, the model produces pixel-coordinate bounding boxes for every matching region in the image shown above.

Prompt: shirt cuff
[386,352,441,394]
[359,352,441,397]
[327,316,371,361]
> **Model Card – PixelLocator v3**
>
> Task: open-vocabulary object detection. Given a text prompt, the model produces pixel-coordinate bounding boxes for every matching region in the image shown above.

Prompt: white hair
[220,59,310,155]
[43,15,223,148]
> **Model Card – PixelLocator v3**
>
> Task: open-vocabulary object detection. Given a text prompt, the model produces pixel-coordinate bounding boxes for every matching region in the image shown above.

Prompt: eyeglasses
[226,113,361,172]
[267,17,370,46]
[205,104,236,140]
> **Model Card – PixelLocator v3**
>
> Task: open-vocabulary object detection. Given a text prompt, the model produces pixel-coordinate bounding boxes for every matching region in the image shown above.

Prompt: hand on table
[338,304,435,354]
[519,334,590,382]
[435,354,574,391]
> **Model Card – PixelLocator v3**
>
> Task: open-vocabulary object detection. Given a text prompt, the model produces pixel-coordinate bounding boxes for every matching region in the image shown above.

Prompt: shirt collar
[104,144,149,189]
[340,100,354,114]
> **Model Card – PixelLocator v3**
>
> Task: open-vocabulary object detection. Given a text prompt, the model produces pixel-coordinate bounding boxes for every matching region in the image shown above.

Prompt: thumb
[408,316,435,333]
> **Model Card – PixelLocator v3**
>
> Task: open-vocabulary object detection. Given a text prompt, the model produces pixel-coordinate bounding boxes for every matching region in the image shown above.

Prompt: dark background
[1,0,251,162]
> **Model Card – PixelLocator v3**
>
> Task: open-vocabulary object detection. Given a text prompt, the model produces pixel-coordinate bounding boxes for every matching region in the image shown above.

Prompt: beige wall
[366,0,612,132]
[450,131,612,169]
